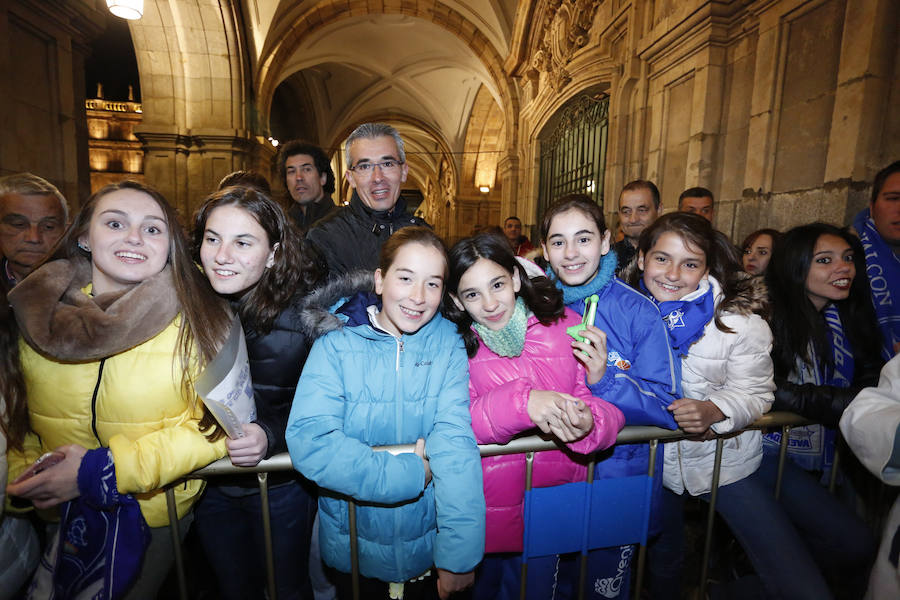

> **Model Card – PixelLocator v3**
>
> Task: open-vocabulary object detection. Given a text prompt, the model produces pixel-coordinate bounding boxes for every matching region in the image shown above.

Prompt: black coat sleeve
[245,301,312,458]
[773,357,884,428]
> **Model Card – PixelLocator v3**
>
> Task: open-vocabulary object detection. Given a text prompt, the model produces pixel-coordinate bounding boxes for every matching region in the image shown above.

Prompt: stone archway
[254,1,520,159]
[128,0,273,216]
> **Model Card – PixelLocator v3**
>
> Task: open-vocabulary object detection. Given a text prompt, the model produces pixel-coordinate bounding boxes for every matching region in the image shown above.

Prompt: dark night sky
[85,15,141,102]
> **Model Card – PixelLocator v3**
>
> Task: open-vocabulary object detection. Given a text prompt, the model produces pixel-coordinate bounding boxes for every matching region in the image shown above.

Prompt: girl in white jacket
[626,213,831,600]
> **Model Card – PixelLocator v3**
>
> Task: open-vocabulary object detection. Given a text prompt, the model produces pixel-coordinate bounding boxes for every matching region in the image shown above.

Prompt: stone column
[190,129,265,210]
[134,126,192,217]
[823,0,897,222]
[497,153,519,224]
[825,0,896,185]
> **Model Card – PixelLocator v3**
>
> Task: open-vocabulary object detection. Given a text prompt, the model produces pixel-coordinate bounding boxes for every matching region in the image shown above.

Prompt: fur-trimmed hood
[297,269,374,340]
[718,271,769,319]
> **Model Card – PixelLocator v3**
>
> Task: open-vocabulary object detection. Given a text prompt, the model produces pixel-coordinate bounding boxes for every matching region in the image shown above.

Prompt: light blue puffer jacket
[286,277,485,582]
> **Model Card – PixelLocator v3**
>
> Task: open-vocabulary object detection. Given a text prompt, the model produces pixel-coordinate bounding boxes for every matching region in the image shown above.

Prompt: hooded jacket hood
[298,270,374,340]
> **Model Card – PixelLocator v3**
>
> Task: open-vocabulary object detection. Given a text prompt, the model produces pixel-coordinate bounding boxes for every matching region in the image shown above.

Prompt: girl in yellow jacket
[6,181,232,599]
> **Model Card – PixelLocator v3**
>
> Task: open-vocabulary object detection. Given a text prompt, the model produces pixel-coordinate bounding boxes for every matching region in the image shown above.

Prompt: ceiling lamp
[479,186,490,193]
[107,1,143,20]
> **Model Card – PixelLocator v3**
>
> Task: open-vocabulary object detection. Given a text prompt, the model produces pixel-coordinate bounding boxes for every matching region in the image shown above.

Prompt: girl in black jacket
[762,222,880,597]
[766,223,883,428]
[192,183,324,600]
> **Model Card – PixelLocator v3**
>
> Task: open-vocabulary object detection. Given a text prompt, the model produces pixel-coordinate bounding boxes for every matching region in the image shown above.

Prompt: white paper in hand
[194,316,256,439]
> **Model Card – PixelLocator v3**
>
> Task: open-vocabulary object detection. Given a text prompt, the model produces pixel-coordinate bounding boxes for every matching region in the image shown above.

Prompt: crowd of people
[0,121,898,600]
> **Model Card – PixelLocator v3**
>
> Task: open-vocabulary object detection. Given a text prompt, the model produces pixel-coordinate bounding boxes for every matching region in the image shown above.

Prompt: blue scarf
[764,304,855,472]
[639,278,715,358]
[820,304,856,388]
[545,250,617,305]
[853,207,900,360]
[33,448,150,600]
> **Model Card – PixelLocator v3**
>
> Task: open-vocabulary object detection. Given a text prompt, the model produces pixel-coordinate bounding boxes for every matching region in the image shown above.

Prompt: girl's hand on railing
[225,423,268,467]
[436,568,474,599]
[414,438,432,487]
[667,398,726,434]
[6,443,87,509]
[572,324,608,385]
[527,390,583,442]
[562,397,593,441]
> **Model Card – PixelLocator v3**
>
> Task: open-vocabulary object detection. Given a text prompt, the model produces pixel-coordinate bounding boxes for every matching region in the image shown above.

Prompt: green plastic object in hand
[567,294,599,344]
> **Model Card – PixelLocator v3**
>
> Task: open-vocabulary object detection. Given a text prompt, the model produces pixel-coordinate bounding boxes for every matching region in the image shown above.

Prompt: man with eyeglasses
[276,140,338,233]
[307,122,427,277]
[0,173,68,293]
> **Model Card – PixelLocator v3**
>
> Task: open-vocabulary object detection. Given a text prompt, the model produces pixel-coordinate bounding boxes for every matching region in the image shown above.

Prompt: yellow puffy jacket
[9,317,226,527]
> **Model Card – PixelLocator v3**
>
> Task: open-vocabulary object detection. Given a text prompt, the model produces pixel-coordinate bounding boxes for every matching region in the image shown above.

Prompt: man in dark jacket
[277,140,338,232]
[503,216,534,256]
[307,123,427,276]
[613,179,660,275]
[0,172,68,293]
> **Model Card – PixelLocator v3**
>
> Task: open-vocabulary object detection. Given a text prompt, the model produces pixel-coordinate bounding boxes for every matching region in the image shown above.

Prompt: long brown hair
[1,289,27,450]
[193,185,323,333]
[58,180,232,438]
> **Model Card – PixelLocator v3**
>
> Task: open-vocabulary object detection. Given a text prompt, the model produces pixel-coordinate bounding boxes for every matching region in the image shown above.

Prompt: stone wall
[512,0,899,241]
[0,0,106,208]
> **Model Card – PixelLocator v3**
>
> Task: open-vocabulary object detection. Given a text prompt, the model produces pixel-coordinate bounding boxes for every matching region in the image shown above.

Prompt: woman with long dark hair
[0,291,39,598]
[192,184,323,600]
[740,228,780,275]
[766,223,883,427]
[762,223,880,596]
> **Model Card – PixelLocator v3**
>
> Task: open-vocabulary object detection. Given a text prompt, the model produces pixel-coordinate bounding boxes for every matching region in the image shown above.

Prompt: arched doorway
[537,92,609,223]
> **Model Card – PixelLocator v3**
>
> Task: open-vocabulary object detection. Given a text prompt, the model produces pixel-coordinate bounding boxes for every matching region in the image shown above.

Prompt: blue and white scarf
[853,207,900,360]
[545,250,618,306]
[28,448,150,600]
[763,304,855,472]
[639,278,715,359]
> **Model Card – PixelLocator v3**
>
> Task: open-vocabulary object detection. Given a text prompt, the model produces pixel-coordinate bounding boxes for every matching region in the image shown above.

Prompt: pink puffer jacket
[468,309,625,553]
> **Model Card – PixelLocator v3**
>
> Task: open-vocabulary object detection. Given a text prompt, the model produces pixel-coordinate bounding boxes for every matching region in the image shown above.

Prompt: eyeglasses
[348,160,404,175]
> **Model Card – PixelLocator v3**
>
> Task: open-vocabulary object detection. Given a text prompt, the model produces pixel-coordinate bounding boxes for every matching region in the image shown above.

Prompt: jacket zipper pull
[395,338,404,371]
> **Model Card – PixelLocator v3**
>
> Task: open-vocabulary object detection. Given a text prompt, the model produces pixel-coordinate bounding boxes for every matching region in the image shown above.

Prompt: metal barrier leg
[349,500,360,600]
[633,439,658,600]
[520,452,535,600]
[698,438,724,600]
[578,458,596,600]
[775,425,791,500]
[165,487,189,600]
[258,472,277,600]
[828,437,840,494]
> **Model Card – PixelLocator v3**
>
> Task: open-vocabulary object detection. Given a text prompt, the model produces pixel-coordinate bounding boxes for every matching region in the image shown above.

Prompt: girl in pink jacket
[445,233,625,600]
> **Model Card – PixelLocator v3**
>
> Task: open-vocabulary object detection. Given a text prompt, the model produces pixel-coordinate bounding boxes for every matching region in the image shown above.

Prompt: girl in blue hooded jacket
[539,194,679,599]
[286,227,485,600]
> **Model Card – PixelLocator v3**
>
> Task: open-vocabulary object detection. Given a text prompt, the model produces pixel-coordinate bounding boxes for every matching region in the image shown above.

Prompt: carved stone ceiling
[249,1,518,159]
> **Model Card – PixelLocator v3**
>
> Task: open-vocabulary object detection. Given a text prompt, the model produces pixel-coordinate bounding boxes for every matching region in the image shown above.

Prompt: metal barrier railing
[165,412,818,600]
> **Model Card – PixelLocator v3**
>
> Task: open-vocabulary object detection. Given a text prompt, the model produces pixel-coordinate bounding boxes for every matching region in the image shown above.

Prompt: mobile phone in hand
[11,451,65,484]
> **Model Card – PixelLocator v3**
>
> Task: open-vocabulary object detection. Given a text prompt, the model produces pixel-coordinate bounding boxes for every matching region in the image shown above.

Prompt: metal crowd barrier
[165,412,818,600]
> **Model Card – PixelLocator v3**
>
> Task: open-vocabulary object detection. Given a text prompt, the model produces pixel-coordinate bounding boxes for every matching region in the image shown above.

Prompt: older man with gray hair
[0,173,68,291]
[307,123,428,277]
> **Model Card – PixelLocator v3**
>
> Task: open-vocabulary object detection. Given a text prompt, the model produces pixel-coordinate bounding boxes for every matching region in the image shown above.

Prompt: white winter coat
[840,354,900,600]
[663,276,775,496]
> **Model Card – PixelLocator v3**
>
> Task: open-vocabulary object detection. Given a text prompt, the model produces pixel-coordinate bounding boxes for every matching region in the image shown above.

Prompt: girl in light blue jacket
[286,227,485,600]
